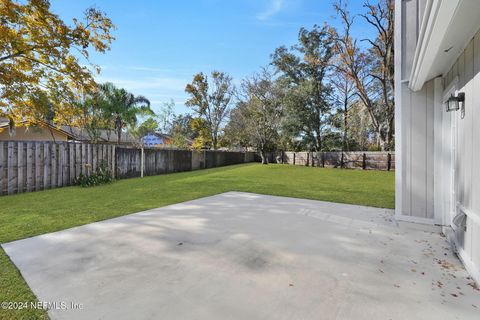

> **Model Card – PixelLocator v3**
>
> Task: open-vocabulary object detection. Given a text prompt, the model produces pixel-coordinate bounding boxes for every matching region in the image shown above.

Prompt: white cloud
[256,0,285,21]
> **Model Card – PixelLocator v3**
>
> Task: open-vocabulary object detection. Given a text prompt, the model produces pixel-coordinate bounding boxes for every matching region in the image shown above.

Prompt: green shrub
[75,160,113,187]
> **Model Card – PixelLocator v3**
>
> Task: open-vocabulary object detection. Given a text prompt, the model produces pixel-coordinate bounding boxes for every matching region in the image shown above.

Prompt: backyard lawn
[0,163,394,319]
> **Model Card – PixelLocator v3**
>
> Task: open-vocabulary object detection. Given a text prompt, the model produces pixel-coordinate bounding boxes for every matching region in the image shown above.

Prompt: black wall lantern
[446,92,465,115]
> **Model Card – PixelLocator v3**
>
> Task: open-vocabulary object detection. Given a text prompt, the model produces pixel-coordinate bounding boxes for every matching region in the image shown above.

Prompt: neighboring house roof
[60,126,137,144]
[0,119,75,140]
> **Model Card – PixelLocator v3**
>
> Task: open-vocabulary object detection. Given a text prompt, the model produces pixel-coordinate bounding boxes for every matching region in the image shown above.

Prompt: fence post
[362,153,366,170]
[140,147,144,178]
[293,153,296,165]
[306,152,309,166]
[322,152,325,167]
[112,145,116,179]
[387,153,392,171]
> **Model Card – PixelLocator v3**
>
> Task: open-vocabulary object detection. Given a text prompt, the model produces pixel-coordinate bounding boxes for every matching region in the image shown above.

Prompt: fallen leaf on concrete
[467,282,479,291]
[394,284,400,288]
[178,242,183,246]
[289,284,294,287]
[411,268,416,273]
[450,293,458,297]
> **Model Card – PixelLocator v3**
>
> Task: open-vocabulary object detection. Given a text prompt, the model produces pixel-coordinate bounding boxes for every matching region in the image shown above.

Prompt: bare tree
[333,0,394,150]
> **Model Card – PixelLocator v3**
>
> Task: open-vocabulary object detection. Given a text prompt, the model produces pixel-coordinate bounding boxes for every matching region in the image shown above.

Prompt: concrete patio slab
[3,192,480,320]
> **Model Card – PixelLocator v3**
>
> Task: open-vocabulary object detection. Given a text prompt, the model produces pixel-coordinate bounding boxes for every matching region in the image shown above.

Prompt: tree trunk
[115,116,123,145]
[386,116,394,150]
[117,127,121,145]
[376,129,387,151]
[212,134,218,150]
[260,149,269,165]
[343,100,348,152]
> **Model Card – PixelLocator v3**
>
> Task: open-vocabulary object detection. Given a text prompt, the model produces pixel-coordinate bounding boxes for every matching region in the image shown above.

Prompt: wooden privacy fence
[115,148,256,179]
[0,141,116,195]
[270,151,395,171]
[0,141,256,196]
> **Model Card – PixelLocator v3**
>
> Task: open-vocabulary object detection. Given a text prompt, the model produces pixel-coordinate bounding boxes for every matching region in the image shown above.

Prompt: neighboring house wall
[0,126,69,142]
[142,133,164,147]
[142,133,172,148]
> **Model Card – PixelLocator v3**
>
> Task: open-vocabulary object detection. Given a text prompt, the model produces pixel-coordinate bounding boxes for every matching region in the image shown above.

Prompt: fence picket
[0,142,5,194]
[44,143,50,189]
[17,142,24,193]
[26,142,33,192]
[7,142,16,194]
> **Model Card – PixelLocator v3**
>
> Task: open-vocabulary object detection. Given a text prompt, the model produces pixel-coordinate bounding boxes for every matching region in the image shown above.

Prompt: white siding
[397,0,436,221]
[399,80,435,219]
[444,31,480,278]
[472,31,480,273]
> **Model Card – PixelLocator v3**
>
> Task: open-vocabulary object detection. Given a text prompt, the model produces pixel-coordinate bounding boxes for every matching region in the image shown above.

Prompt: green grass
[0,163,394,319]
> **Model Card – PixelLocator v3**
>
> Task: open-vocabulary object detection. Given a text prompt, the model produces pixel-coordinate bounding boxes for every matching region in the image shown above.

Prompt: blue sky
[50,0,372,115]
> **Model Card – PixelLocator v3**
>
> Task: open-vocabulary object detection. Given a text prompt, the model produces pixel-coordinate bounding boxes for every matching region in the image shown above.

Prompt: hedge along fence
[270,151,395,171]
[0,141,257,195]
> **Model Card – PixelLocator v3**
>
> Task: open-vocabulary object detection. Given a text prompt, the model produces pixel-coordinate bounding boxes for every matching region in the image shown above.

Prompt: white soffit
[409,0,480,92]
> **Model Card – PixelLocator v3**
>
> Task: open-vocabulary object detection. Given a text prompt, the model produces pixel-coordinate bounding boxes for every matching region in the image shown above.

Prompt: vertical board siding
[472,31,480,269]
[410,84,427,217]
[442,29,480,279]
[402,84,412,216]
[425,80,435,219]
[402,0,417,78]
[463,40,474,259]
[400,77,435,218]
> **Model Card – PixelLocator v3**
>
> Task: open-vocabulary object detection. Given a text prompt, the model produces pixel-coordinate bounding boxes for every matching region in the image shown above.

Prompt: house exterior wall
[396,0,436,222]
[0,126,69,142]
[396,0,480,282]
[442,30,480,281]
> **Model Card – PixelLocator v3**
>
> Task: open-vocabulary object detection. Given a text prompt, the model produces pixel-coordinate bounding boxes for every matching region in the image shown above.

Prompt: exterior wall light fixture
[446,92,465,116]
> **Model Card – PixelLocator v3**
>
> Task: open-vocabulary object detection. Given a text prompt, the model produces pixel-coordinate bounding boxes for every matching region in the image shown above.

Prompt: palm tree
[99,83,153,144]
